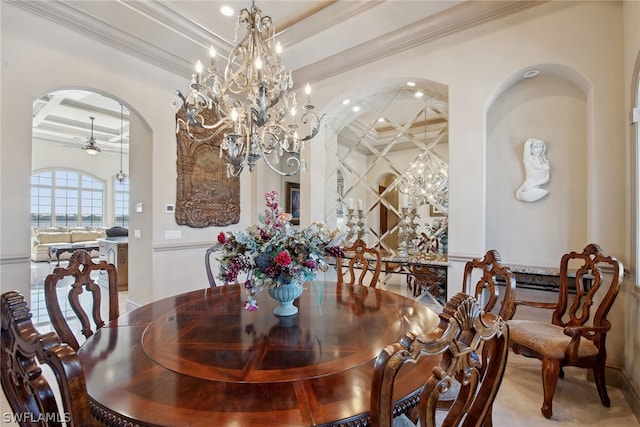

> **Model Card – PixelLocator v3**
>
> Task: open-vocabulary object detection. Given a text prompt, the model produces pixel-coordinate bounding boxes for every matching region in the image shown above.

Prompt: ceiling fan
[82,116,101,155]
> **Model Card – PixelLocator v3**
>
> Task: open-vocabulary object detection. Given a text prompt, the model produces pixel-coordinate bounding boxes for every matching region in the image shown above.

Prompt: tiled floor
[1,265,638,426]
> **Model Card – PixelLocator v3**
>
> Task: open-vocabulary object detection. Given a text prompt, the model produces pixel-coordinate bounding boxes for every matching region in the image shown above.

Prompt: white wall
[309,1,626,269]
[486,73,588,267]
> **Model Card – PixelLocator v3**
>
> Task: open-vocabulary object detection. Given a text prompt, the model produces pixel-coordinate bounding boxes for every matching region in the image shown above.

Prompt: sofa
[31,226,107,262]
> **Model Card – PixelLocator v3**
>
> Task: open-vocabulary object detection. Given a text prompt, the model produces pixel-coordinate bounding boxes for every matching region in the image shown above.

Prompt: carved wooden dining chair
[507,243,624,418]
[205,244,220,287]
[370,293,509,427]
[44,249,118,351]
[1,291,103,426]
[336,239,382,287]
[463,249,517,320]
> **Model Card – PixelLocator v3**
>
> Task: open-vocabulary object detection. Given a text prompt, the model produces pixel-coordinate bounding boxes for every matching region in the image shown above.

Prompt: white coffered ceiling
[10,0,542,153]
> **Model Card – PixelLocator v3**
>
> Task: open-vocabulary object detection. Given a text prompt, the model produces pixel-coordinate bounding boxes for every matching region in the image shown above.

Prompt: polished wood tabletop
[78,282,440,427]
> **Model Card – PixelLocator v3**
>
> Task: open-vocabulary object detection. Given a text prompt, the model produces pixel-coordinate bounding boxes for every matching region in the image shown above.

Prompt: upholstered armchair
[507,243,624,418]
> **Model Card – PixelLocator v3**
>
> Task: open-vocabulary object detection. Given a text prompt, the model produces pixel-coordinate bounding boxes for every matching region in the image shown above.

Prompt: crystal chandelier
[174,1,324,177]
[82,116,101,155]
[115,103,127,182]
[398,150,449,213]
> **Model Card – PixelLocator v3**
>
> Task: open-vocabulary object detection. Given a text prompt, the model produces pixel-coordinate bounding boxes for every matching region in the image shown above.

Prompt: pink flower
[217,232,226,244]
[275,251,292,267]
[244,299,259,311]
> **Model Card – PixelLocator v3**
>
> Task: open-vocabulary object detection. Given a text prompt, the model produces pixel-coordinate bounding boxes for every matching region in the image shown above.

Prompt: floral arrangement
[214,191,344,311]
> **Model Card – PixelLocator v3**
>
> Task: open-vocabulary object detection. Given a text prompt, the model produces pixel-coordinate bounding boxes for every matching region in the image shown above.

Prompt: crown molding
[293,1,546,85]
[6,0,193,77]
[7,0,546,84]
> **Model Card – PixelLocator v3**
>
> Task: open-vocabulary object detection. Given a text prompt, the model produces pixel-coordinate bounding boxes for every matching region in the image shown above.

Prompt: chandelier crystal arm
[258,145,302,177]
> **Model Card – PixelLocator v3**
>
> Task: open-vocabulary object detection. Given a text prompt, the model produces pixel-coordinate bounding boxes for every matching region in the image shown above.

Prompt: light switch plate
[165,230,181,240]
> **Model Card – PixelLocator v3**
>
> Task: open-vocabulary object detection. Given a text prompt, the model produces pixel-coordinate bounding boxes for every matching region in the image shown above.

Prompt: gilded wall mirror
[324,79,449,257]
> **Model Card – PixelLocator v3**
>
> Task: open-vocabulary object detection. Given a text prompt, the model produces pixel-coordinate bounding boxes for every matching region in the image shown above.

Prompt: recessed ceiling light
[342,99,350,105]
[406,81,416,87]
[352,106,361,112]
[220,5,234,17]
[377,117,385,122]
[414,91,424,98]
[523,69,541,79]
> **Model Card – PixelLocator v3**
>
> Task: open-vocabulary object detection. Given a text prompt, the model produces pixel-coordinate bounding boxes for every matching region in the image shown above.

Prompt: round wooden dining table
[78,282,440,427]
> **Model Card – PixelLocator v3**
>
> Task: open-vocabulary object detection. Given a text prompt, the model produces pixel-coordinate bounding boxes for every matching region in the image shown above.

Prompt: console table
[497,264,591,294]
[48,244,99,266]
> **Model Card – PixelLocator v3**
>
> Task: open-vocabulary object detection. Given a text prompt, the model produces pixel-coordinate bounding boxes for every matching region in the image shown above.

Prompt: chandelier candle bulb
[401,194,409,208]
[305,83,312,104]
[209,46,216,65]
[357,199,363,211]
[231,108,239,133]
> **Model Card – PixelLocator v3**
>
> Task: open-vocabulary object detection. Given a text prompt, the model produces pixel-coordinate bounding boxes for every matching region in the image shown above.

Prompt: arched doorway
[30,89,131,325]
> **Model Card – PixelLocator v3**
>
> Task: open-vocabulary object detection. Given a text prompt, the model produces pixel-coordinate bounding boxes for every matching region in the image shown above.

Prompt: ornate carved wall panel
[175,109,240,227]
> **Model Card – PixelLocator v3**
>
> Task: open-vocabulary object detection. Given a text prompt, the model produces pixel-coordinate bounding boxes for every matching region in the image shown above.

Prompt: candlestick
[357,209,365,239]
[347,198,354,210]
[357,199,363,211]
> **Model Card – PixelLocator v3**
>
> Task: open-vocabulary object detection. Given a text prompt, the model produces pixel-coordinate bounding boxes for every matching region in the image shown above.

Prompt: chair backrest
[336,239,382,287]
[552,243,623,333]
[462,249,517,320]
[370,293,509,427]
[205,245,219,287]
[1,291,100,426]
[44,249,118,351]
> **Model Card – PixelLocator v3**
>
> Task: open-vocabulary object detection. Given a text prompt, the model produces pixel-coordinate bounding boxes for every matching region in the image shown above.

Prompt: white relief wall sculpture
[516,138,550,202]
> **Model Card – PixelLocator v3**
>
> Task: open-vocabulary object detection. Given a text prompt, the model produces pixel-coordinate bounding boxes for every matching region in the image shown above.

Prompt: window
[31,170,104,227]
[114,177,129,227]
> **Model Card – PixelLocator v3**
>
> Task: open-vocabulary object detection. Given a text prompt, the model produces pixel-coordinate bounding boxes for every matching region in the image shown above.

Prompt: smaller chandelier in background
[399,150,448,213]
[174,1,324,177]
[82,116,101,155]
[115,103,128,182]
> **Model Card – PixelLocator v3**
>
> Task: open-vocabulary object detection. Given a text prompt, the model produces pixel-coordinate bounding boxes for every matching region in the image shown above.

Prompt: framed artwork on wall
[286,182,300,225]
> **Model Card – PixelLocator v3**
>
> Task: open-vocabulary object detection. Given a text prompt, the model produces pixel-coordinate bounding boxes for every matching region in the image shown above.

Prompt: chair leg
[540,358,560,419]
[484,406,493,427]
[593,364,611,407]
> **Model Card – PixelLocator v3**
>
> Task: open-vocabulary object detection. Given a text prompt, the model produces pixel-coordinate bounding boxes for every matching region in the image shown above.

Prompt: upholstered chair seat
[508,320,600,359]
